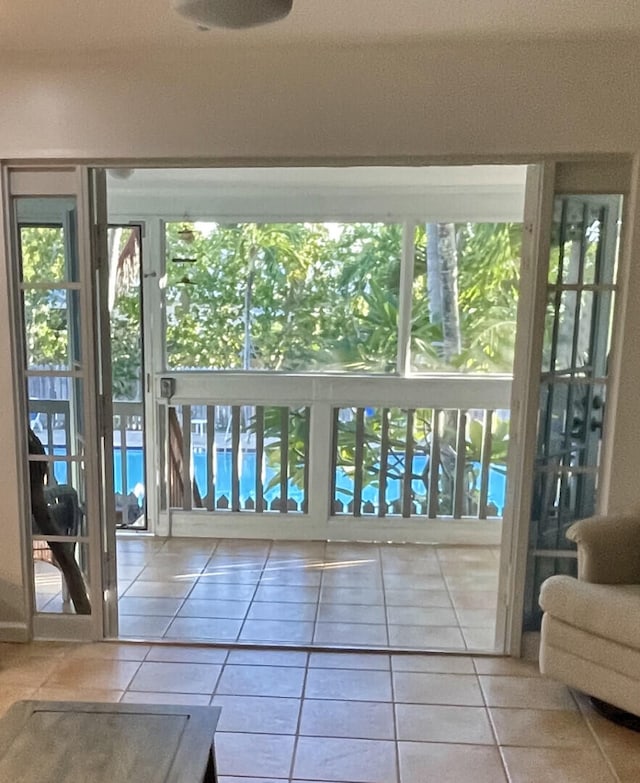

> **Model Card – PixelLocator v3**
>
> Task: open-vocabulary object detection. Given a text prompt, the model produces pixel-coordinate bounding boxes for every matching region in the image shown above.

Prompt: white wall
[0,37,638,160]
[1,35,640,637]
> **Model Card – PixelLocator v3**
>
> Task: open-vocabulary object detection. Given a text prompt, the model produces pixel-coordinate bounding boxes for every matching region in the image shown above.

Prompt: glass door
[523,193,622,628]
[8,167,114,640]
[108,224,146,531]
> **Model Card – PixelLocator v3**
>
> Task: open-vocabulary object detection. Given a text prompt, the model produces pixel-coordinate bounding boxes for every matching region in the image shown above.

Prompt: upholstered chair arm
[566,512,640,584]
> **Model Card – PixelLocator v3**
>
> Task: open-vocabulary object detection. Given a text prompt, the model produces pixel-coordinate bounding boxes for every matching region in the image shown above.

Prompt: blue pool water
[108,448,507,515]
[51,447,506,514]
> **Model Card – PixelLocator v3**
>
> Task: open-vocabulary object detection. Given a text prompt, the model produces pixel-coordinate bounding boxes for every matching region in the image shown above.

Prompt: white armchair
[539,510,640,723]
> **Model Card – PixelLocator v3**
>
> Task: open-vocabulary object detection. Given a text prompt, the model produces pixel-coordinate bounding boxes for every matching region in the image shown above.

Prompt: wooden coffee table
[0,700,221,782]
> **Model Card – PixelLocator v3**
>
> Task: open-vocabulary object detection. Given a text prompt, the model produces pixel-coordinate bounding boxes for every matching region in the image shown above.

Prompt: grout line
[475,661,511,783]
[572,690,623,783]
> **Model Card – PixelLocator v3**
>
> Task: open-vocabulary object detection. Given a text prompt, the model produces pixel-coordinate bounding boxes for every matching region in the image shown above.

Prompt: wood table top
[0,700,221,783]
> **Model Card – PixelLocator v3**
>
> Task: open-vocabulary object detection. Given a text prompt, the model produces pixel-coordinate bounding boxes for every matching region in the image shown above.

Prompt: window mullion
[397,221,416,376]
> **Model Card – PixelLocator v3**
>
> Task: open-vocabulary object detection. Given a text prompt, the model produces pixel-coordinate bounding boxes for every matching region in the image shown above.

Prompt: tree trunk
[426,224,443,324]
[426,223,462,361]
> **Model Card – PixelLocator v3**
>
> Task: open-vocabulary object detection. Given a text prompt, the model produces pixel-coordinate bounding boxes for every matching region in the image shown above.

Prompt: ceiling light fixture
[172,0,293,30]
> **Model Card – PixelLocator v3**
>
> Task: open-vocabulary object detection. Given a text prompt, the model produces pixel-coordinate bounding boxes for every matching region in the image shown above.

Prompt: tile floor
[0,641,636,782]
[36,537,501,651]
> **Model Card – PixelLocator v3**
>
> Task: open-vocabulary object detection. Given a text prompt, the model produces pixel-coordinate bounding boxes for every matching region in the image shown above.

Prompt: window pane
[16,197,79,283]
[164,222,401,373]
[410,223,522,373]
[22,288,81,370]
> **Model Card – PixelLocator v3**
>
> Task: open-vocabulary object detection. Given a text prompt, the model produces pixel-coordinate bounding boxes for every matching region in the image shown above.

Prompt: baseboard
[0,622,30,643]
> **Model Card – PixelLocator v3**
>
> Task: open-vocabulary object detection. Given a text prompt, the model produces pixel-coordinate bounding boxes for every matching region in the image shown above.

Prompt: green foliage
[165,222,401,373]
[20,227,70,368]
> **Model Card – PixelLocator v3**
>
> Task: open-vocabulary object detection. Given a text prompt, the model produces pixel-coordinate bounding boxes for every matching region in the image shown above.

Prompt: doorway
[4,161,627,651]
[106,164,526,650]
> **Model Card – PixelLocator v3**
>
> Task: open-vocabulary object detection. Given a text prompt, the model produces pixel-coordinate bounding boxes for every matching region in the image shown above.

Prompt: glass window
[164,222,401,373]
[410,223,522,373]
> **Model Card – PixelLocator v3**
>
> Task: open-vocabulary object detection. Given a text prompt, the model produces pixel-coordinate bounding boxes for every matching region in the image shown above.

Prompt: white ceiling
[3,0,640,54]
[106,165,527,222]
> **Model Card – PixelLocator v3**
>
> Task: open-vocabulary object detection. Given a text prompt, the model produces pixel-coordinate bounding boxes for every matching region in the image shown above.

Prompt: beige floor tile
[0,641,72,659]
[300,699,395,739]
[398,741,506,783]
[473,656,541,677]
[148,553,211,569]
[178,599,250,619]
[113,537,502,651]
[0,655,60,687]
[128,661,222,693]
[247,601,317,622]
[118,614,173,637]
[308,652,390,670]
[161,538,216,556]
[226,649,308,667]
[317,603,386,624]
[386,605,457,626]
[34,686,123,702]
[188,580,256,601]
[258,566,322,587]
[121,691,211,705]
[69,642,150,661]
[314,622,388,647]
[491,707,594,747]
[502,746,617,782]
[137,565,205,581]
[212,694,301,734]
[293,736,398,783]
[577,698,640,783]
[393,672,484,706]
[145,645,228,664]
[119,596,184,616]
[388,624,466,650]
[253,585,320,603]
[240,619,314,644]
[396,703,495,744]
[220,779,286,783]
[456,608,497,627]
[117,564,145,581]
[215,732,295,779]
[221,779,286,783]
[320,571,383,590]
[462,626,497,650]
[385,588,453,608]
[383,573,447,590]
[47,658,141,690]
[0,687,38,718]
[164,616,243,641]
[391,653,475,674]
[305,668,392,702]
[479,675,577,710]
[450,590,498,609]
[198,567,262,584]
[116,551,153,566]
[319,586,385,605]
[216,664,306,698]
[122,579,196,598]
